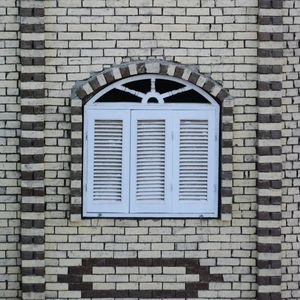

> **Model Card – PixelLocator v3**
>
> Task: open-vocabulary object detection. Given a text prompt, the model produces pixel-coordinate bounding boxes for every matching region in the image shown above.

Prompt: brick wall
[0,0,299,299]
[282,0,300,299]
[44,1,258,298]
[0,0,20,298]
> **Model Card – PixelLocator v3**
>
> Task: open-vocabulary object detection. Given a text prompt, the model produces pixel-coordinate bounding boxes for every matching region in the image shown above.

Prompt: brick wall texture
[0,0,299,299]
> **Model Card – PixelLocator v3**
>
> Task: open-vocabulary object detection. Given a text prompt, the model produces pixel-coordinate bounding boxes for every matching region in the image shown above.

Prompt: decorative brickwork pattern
[70,61,233,222]
[20,1,45,299]
[59,258,223,298]
[257,0,283,299]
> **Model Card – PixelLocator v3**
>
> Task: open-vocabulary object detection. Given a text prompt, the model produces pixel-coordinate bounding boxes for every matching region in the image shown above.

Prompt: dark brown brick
[34,40,45,49]
[257,196,281,205]
[32,57,45,65]
[257,243,281,253]
[21,154,44,164]
[21,235,44,245]
[210,274,224,282]
[257,98,281,107]
[153,290,176,298]
[152,258,176,266]
[258,212,281,220]
[186,282,209,290]
[258,49,283,58]
[257,227,281,236]
[222,139,232,148]
[68,266,92,275]
[257,130,281,139]
[21,57,33,65]
[222,155,232,164]
[20,24,33,33]
[222,171,232,180]
[71,154,82,163]
[71,106,82,115]
[120,65,130,78]
[22,283,45,293]
[159,63,168,75]
[257,293,281,300]
[136,62,146,74]
[70,171,82,180]
[203,79,215,92]
[71,123,82,131]
[58,274,82,283]
[20,89,45,98]
[258,16,272,25]
[22,267,45,276]
[222,106,233,116]
[71,139,82,147]
[82,258,106,266]
[258,32,271,41]
[257,146,281,155]
[216,89,229,101]
[21,219,44,229]
[20,41,33,49]
[76,87,88,99]
[188,72,200,85]
[20,8,33,17]
[21,203,45,213]
[257,276,281,285]
[257,259,281,269]
[128,290,152,298]
[33,8,44,17]
[21,251,44,260]
[222,123,233,131]
[221,187,232,197]
[69,283,93,291]
[221,204,232,214]
[71,188,81,197]
[174,66,184,78]
[257,162,282,172]
[70,204,81,214]
[89,77,100,91]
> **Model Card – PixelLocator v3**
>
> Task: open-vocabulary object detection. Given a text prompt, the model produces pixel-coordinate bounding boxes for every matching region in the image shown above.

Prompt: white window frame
[83,75,220,218]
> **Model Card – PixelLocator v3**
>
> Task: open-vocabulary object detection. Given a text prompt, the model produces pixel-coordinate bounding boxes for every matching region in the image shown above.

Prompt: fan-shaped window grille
[83,75,220,217]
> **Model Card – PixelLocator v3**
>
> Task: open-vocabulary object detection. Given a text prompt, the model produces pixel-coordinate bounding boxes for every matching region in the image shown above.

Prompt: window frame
[82,74,220,218]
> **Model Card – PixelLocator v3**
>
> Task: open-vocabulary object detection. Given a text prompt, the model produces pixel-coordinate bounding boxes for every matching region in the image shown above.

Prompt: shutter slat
[136,119,166,202]
[179,119,209,202]
[93,119,123,202]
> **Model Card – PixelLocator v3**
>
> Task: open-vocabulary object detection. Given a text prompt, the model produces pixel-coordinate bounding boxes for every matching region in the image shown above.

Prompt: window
[83,75,220,217]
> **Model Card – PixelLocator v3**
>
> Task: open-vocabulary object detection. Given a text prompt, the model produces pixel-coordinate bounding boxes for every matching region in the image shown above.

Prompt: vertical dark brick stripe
[257,1,282,299]
[20,1,45,299]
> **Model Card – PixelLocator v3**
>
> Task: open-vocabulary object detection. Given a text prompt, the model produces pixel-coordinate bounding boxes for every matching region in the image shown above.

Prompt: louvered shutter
[172,109,218,215]
[83,109,130,215]
[130,110,172,213]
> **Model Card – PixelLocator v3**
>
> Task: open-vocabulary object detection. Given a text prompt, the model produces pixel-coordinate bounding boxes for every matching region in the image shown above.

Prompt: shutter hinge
[85,184,87,191]
[215,134,218,141]
[85,133,88,141]
[214,184,217,193]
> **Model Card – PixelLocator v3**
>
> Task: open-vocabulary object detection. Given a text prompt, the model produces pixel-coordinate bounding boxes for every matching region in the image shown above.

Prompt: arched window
[83,74,220,217]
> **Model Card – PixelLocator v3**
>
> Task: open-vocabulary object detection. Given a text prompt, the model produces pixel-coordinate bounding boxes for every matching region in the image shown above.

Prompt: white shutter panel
[130,110,172,214]
[83,109,130,215]
[173,109,218,215]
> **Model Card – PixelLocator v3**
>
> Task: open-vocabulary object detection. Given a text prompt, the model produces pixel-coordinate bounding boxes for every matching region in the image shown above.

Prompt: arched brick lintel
[70,60,233,222]
[74,60,232,105]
